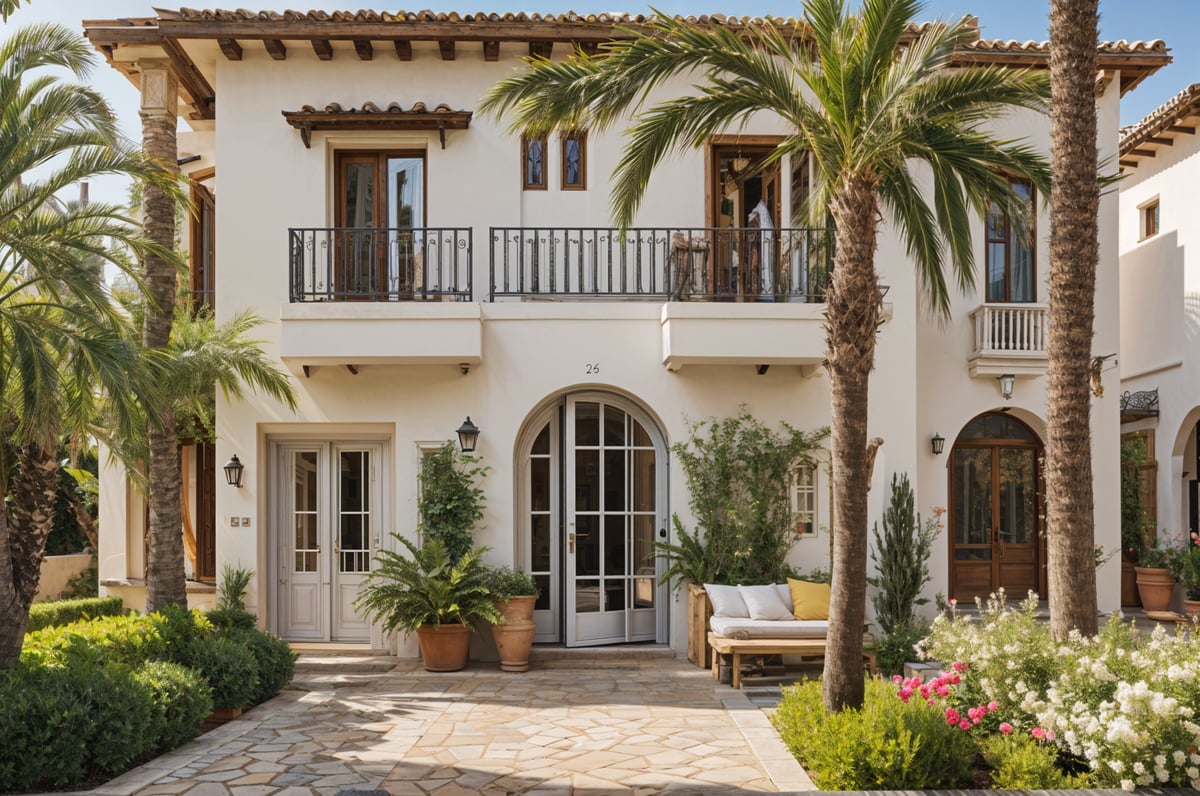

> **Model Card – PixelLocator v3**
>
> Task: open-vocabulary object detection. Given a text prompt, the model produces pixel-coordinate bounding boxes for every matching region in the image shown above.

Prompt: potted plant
[1134,532,1180,613]
[1171,533,1200,617]
[356,536,500,672]
[485,566,540,672]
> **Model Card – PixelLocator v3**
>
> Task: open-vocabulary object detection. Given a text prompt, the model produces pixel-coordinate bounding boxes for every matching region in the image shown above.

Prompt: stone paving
[82,656,814,796]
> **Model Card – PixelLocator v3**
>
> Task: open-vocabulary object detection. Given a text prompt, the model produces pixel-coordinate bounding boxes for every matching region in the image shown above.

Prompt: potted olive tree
[356,537,500,671]
[485,567,540,672]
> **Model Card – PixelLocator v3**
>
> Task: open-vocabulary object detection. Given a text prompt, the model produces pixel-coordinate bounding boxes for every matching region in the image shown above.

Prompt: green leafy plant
[485,566,540,599]
[980,733,1090,789]
[418,443,489,563]
[57,557,99,600]
[224,628,296,705]
[216,564,254,612]
[133,660,213,752]
[356,536,501,633]
[1121,435,1151,559]
[25,596,123,632]
[770,678,975,789]
[656,409,828,587]
[1170,532,1200,599]
[175,634,258,711]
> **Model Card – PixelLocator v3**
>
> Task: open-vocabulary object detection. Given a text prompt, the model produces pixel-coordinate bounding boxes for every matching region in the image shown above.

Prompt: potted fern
[484,567,540,672]
[356,536,500,671]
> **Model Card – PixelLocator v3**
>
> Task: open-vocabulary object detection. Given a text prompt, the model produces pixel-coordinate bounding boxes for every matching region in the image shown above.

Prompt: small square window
[561,131,587,190]
[1142,200,1160,239]
[791,465,817,538]
[521,135,547,191]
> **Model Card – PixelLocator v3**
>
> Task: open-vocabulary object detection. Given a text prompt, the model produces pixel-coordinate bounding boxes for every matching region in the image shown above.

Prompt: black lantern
[456,417,480,453]
[223,454,245,488]
[930,433,945,456]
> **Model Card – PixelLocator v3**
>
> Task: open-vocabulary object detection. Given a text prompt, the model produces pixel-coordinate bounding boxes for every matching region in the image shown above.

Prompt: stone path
[83,657,813,796]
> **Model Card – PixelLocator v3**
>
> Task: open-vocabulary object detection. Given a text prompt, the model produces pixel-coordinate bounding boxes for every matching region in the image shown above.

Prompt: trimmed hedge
[26,595,123,632]
[4,605,295,793]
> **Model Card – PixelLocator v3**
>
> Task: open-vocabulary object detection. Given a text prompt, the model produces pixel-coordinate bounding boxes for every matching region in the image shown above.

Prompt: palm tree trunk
[0,444,60,667]
[822,177,883,712]
[140,65,185,613]
[1046,0,1099,639]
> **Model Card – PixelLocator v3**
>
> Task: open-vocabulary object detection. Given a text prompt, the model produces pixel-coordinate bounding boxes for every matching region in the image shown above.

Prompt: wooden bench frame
[708,632,877,689]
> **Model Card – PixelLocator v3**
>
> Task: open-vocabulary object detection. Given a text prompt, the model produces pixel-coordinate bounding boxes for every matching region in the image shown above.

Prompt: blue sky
[2,0,1195,205]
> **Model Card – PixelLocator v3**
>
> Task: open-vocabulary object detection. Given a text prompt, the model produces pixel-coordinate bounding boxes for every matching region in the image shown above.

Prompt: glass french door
[950,443,1041,602]
[276,442,381,642]
[522,394,667,646]
[335,151,425,298]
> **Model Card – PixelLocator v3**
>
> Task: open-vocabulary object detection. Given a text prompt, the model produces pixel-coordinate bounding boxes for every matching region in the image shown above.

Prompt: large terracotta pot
[1134,566,1176,613]
[415,623,472,672]
[491,595,537,673]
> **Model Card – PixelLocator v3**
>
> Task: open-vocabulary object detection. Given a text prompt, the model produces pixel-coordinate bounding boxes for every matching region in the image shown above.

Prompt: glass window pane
[576,515,599,576]
[575,402,599,446]
[986,243,1007,301]
[531,514,551,572]
[344,162,374,227]
[634,578,655,609]
[531,457,550,511]
[603,450,626,511]
[564,138,582,185]
[633,515,656,574]
[605,514,626,575]
[526,138,544,186]
[953,447,992,546]
[575,450,599,511]
[632,449,655,511]
[632,419,651,448]
[534,575,551,611]
[603,406,626,446]
[532,423,550,455]
[576,580,600,612]
[604,580,625,612]
[999,448,1037,544]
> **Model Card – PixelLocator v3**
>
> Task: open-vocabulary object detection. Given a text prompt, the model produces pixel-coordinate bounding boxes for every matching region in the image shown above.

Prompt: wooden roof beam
[438,40,455,60]
[394,40,412,60]
[162,38,215,120]
[264,38,286,60]
[529,41,552,59]
[1119,159,1138,168]
[483,40,499,61]
[1169,125,1196,135]
[217,38,242,60]
[311,39,332,60]
[1130,148,1156,157]
[577,41,599,56]
[1146,136,1173,145]
[353,39,373,60]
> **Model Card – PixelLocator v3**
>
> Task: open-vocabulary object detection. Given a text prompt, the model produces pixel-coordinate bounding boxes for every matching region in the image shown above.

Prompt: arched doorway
[516,391,668,646]
[949,413,1043,602]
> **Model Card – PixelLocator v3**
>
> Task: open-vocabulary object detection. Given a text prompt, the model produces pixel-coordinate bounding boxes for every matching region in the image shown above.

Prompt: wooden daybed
[708,631,878,689]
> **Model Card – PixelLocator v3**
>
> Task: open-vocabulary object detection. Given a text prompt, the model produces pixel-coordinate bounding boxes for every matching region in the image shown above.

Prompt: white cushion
[710,617,829,639]
[704,583,749,618]
[775,583,794,612]
[738,584,795,621]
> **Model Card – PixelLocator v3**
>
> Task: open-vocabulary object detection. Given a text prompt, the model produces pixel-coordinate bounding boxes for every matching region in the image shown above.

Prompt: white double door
[274,441,383,642]
[526,394,668,646]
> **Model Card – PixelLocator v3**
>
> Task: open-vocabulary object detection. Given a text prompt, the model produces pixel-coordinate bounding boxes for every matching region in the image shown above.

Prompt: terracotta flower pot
[1185,599,1200,619]
[1134,566,1176,613]
[415,623,472,672]
[491,595,537,673]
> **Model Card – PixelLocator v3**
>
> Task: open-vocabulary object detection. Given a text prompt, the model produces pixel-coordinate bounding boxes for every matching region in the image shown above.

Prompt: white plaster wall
[92,42,1129,651]
[1119,85,1200,540]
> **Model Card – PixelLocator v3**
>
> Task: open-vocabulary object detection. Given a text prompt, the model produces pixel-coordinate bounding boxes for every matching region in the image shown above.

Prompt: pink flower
[1031,727,1045,740]
[967,707,981,721]
[999,722,1013,735]
[1047,730,1056,741]
[898,688,912,703]
[937,685,950,697]
[953,661,968,673]
[950,674,961,685]
[949,598,957,607]
[945,708,960,726]
[987,701,1000,712]
[959,719,971,731]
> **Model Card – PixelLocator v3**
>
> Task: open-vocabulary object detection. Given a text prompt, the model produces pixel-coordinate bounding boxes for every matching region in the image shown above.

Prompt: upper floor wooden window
[522,135,547,190]
[1142,200,1160,240]
[985,177,1035,303]
[189,182,215,311]
[791,465,817,538]
[561,131,587,190]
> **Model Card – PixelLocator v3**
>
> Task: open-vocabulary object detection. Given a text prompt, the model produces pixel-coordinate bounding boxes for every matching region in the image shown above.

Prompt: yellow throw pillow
[788,578,831,620]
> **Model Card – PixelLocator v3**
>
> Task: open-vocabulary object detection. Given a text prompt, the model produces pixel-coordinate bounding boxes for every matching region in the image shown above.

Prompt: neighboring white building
[1119,84,1200,553]
[84,10,1165,654]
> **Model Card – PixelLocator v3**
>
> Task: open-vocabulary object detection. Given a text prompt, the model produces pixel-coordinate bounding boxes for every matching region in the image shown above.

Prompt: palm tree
[1045,0,1100,639]
[0,22,182,668]
[482,0,1049,710]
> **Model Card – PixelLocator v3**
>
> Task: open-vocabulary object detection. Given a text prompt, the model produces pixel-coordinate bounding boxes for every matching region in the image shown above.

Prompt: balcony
[289,227,473,302]
[489,227,831,301]
[968,302,1049,377]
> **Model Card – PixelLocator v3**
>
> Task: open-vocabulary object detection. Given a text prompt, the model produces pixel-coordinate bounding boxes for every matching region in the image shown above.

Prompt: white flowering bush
[920,589,1200,790]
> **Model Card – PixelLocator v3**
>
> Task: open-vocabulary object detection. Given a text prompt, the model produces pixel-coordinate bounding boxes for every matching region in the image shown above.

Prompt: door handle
[569,532,575,554]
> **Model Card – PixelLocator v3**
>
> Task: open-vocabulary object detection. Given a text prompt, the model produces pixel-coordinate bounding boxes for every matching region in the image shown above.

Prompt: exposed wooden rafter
[529,41,552,58]
[263,38,286,59]
[1119,159,1137,168]
[483,40,499,61]
[438,40,455,60]
[1130,148,1156,157]
[1169,125,1197,134]
[1146,136,1173,145]
[217,38,242,60]
[282,103,473,149]
[311,39,333,60]
[162,38,215,119]
[577,41,599,56]
[394,40,412,60]
[353,39,373,60]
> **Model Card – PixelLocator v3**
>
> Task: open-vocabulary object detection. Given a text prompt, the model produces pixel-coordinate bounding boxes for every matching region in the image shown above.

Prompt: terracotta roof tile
[1120,83,1200,159]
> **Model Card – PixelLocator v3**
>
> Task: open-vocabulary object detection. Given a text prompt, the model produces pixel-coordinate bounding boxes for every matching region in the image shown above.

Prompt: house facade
[84,10,1164,655]
[1119,85,1200,554]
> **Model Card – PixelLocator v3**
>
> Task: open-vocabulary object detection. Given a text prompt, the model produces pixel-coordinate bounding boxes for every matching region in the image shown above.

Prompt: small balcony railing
[489,227,832,301]
[289,227,472,302]
[970,302,1049,356]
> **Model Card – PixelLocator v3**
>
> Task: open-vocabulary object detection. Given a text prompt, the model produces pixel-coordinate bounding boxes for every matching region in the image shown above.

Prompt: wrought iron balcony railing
[289,227,472,302]
[489,227,832,301]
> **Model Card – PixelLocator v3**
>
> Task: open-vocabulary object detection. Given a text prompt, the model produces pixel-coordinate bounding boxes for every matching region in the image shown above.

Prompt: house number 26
[585,363,600,374]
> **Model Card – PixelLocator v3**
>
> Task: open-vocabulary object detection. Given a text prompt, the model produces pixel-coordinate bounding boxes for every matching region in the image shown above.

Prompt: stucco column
[139,60,186,612]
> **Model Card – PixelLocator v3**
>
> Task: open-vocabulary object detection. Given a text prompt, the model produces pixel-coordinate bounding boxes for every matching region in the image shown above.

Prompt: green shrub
[206,606,257,631]
[23,612,166,667]
[980,733,1091,789]
[771,678,975,789]
[875,620,930,677]
[26,595,122,632]
[0,660,157,793]
[227,628,296,704]
[418,442,489,563]
[133,661,213,752]
[177,633,258,710]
